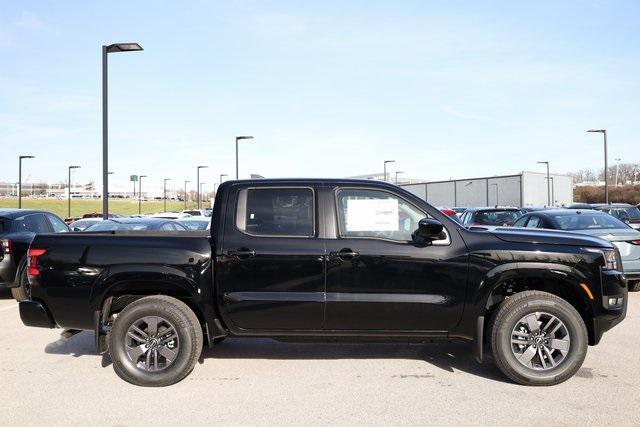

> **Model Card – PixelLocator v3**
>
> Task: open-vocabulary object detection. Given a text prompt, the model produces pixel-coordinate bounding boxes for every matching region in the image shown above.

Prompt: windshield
[87,221,151,231]
[554,214,629,230]
[474,210,520,226]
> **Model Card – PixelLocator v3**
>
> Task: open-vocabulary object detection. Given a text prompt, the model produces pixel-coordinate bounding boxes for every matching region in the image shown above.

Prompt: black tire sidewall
[109,299,198,386]
[495,297,587,385]
[10,260,29,301]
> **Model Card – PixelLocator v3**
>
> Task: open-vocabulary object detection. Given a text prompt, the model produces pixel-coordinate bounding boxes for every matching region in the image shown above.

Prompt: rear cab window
[236,187,315,237]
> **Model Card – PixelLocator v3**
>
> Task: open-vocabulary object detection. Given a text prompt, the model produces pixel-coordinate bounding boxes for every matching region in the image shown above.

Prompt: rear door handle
[330,248,360,260]
[227,248,256,259]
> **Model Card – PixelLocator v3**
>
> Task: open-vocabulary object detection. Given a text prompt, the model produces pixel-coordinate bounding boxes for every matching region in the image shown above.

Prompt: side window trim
[333,187,450,245]
[234,186,317,239]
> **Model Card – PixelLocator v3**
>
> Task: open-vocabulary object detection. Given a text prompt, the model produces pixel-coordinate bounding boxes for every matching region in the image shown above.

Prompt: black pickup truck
[19,179,627,386]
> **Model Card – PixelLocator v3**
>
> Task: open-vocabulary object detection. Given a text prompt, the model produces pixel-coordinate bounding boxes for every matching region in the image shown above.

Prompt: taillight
[27,248,47,277]
[630,240,640,245]
[1,239,11,254]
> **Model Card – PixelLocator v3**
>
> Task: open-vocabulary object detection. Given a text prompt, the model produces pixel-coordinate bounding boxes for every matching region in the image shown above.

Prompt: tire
[490,290,588,386]
[108,295,203,387]
[628,281,640,292]
[10,260,29,302]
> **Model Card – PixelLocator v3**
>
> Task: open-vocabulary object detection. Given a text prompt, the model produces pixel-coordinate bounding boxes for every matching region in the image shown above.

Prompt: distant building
[400,171,574,207]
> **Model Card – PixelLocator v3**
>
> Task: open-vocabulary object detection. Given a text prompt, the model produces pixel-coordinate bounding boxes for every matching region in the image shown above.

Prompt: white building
[400,171,574,208]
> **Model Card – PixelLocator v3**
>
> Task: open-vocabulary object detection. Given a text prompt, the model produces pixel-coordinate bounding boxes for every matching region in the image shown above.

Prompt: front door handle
[227,248,256,259]
[330,248,360,260]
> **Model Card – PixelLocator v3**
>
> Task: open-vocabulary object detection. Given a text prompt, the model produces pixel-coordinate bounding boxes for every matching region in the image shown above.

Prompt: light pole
[138,175,147,214]
[395,171,404,184]
[587,129,608,204]
[383,160,395,182]
[102,42,143,220]
[18,155,34,208]
[200,182,206,206]
[549,176,555,206]
[196,165,208,209]
[216,173,228,196]
[537,161,550,206]
[614,157,621,186]
[235,136,254,179]
[68,165,81,217]
[107,171,114,201]
[163,178,172,212]
[184,180,190,209]
[491,183,499,205]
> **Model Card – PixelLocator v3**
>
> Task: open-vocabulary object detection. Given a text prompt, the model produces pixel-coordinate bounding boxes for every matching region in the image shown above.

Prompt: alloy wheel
[510,311,570,371]
[124,316,179,372]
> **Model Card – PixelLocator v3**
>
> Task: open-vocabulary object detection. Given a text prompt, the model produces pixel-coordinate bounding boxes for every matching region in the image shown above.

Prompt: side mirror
[413,218,445,242]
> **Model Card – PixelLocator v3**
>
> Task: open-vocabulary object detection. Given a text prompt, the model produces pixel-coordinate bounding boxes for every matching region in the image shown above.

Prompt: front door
[323,187,468,331]
[219,185,325,331]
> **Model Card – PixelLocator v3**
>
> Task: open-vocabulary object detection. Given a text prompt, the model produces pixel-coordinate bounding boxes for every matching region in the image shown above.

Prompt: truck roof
[0,208,47,219]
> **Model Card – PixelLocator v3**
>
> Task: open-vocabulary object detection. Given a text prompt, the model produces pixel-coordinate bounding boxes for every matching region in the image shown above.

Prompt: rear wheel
[490,291,588,386]
[10,260,29,302]
[108,296,203,387]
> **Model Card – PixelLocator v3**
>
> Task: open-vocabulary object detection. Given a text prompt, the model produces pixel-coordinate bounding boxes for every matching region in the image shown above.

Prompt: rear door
[218,185,325,331]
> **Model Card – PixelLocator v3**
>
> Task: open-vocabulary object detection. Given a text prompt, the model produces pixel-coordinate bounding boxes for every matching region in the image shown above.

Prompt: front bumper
[591,270,628,344]
[19,300,55,328]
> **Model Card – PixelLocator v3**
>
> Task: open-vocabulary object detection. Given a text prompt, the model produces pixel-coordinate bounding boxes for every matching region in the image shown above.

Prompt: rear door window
[236,188,315,237]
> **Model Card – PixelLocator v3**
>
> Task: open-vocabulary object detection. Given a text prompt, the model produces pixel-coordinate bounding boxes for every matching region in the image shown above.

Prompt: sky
[1,0,639,192]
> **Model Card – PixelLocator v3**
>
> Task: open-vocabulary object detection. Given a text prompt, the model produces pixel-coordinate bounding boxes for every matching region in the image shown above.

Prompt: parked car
[176,217,211,231]
[18,179,627,387]
[513,209,640,291]
[181,209,211,217]
[459,207,523,226]
[591,203,640,230]
[568,203,593,210]
[64,216,82,225]
[84,217,189,232]
[82,212,123,219]
[0,209,69,300]
[151,212,192,220]
[452,207,467,216]
[519,206,550,213]
[68,218,103,231]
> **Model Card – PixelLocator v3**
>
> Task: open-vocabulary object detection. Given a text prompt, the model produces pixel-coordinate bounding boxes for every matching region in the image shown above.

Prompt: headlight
[602,249,620,271]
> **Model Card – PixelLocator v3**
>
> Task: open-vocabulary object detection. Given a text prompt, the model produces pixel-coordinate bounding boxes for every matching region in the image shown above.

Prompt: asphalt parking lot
[1,289,638,426]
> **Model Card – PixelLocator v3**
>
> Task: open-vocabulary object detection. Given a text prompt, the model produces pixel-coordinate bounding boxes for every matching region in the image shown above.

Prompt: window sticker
[345,198,399,231]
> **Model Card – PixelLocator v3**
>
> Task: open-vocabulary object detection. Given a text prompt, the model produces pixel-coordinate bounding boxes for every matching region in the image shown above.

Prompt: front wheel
[108,295,203,387]
[490,291,588,386]
[628,281,640,292]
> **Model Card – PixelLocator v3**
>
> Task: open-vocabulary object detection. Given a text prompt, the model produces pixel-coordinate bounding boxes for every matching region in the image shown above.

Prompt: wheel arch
[474,263,597,358]
[91,267,225,352]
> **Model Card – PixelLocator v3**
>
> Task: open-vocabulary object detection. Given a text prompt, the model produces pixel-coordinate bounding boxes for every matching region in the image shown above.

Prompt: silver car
[513,209,640,291]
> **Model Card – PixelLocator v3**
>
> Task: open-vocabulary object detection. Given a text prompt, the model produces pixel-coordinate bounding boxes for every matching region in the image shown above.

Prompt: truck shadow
[44,332,507,383]
[0,288,12,299]
[203,338,508,383]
